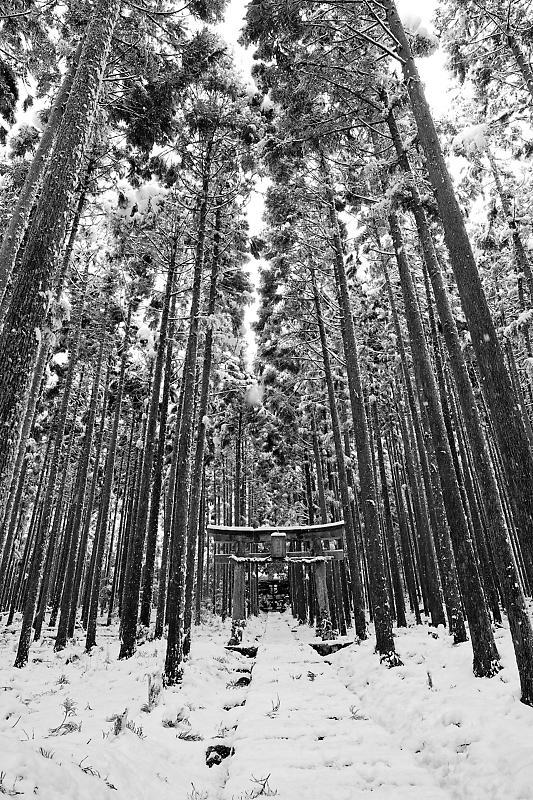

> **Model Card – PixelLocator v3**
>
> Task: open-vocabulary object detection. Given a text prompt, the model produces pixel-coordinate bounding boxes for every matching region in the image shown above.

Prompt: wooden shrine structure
[208,521,350,643]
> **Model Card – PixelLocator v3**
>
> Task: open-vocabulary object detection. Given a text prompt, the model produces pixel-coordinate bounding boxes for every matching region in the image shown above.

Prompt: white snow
[504,309,533,338]
[136,325,154,349]
[328,622,533,800]
[1,612,532,799]
[0,615,260,800]
[57,293,72,322]
[260,93,275,113]
[110,178,167,223]
[453,123,491,153]
[52,351,69,367]
[400,12,438,53]
[244,383,263,408]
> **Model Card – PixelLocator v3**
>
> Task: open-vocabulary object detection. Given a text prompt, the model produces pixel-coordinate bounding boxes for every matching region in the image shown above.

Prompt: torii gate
[208,521,347,645]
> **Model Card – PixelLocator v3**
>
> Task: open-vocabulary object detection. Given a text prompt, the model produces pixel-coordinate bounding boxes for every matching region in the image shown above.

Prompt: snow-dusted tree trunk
[383,0,533,609]
[140,271,178,629]
[106,413,136,626]
[388,209,501,677]
[321,165,401,662]
[81,357,113,630]
[0,0,121,532]
[85,311,131,651]
[54,334,106,651]
[310,270,368,641]
[119,254,176,659]
[370,401,407,628]
[13,307,83,667]
[0,340,46,569]
[311,414,328,525]
[506,29,533,105]
[183,203,223,657]
[377,223,463,639]
[153,364,181,640]
[33,367,85,640]
[0,41,82,321]
[387,430,421,623]
[164,140,213,684]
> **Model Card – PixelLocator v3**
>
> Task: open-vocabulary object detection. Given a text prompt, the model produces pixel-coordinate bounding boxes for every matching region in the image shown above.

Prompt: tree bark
[389,210,500,677]
[34,365,85,638]
[139,264,178,628]
[183,203,222,657]
[311,270,371,644]
[0,0,121,521]
[86,311,131,651]
[0,41,82,318]
[384,105,533,700]
[54,333,106,651]
[383,1,533,595]
[506,29,533,108]
[13,306,83,667]
[119,253,176,658]
[371,401,407,627]
[164,138,213,684]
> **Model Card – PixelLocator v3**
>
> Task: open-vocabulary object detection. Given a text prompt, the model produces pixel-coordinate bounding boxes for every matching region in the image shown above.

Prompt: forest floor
[0,611,532,800]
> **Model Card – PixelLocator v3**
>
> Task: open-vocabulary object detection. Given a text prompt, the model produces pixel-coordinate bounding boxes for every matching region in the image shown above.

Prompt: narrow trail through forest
[220,615,450,800]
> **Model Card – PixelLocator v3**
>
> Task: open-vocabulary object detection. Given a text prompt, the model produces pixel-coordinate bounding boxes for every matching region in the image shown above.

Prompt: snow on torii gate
[208,521,346,644]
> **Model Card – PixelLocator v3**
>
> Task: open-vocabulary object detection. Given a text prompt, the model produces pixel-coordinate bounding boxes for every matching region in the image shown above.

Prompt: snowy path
[222,615,451,800]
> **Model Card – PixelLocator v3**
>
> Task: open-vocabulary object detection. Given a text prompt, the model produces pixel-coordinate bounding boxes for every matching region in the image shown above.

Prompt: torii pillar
[313,559,333,640]
[229,541,246,645]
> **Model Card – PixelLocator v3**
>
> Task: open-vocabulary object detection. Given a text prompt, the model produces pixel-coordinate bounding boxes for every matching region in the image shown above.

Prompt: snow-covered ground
[0,615,265,799]
[0,612,532,799]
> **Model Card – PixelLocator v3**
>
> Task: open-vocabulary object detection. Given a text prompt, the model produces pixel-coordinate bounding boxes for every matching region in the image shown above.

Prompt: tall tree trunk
[321,162,400,662]
[0,0,121,517]
[154,397,181,639]
[0,41,82,317]
[156,367,189,638]
[388,210,500,677]
[34,366,85,638]
[85,311,131,651]
[311,271,369,644]
[0,460,28,605]
[139,264,178,628]
[74,353,110,635]
[107,413,136,625]
[164,139,213,684]
[383,0,533,593]
[488,150,533,300]
[119,253,176,659]
[234,409,243,526]
[0,182,93,539]
[311,413,329,525]
[387,433,421,622]
[385,106,533,702]
[371,401,407,628]
[387,313,450,631]
[183,203,222,657]
[506,29,533,107]
[54,334,106,651]
[303,453,315,525]
[5,459,48,624]
[13,306,84,667]
[0,341,47,566]
[194,473,206,624]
